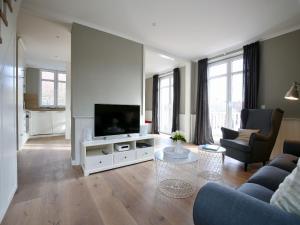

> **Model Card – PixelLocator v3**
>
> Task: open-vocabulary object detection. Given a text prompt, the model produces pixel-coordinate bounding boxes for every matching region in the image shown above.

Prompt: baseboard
[0,184,17,223]
[71,159,80,166]
[29,133,65,139]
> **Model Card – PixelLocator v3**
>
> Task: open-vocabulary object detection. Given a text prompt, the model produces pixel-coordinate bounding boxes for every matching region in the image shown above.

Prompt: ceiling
[18,10,71,70]
[144,48,186,78]
[20,0,300,60]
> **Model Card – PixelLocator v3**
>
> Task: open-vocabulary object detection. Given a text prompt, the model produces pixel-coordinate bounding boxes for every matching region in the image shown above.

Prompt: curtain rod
[159,70,173,78]
[208,48,243,64]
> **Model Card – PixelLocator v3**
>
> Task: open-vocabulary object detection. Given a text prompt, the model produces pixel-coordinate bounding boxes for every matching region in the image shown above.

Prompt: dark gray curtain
[243,42,260,109]
[172,68,180,132]
[152,75,159,134]
[194,59,214,145]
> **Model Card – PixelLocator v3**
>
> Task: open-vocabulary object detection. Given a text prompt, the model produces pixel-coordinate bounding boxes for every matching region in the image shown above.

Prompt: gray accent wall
[145,77,153,111]
[71,23,143,117]
[259,29,300,118]
[179,67,186,114]
[191,61,198,115]
[71,23,143,161]
[25,67,40,95]
[190,30,300,118]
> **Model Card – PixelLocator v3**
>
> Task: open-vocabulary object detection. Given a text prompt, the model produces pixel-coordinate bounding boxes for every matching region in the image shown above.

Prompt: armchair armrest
[193,183,300,225]
[283,140,300,157]
[221,127,238,139]
[249,132,271,143]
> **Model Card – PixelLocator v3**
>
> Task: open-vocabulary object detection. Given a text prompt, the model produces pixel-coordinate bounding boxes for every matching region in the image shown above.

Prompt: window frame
[208,55,243,139]
[158,72,174,135]
[39,69,67,108]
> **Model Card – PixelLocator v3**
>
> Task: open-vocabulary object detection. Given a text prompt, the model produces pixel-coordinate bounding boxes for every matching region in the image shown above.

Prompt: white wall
[0,0,22,222]
[65,62,71,139]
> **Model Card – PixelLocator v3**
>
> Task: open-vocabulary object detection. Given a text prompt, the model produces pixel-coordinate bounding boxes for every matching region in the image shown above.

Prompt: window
[40,70,67,107]
[159,73,173,134]
[208,56,243,142]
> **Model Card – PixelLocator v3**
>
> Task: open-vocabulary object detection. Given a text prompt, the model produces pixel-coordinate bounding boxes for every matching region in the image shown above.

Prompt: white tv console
[81,135,156,176]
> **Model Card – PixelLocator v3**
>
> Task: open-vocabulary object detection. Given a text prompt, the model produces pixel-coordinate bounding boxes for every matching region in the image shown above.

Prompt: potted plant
[170,131,186,153]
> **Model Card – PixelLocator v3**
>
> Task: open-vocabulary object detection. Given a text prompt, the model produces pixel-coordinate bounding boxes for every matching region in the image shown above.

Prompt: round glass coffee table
[154,148,200,198]
[198,145,226,181]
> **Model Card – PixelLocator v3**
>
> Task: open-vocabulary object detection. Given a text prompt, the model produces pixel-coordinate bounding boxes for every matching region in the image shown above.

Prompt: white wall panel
[0,1,22,222]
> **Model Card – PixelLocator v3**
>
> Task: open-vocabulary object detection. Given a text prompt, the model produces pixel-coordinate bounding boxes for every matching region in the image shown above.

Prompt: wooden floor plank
[1,136,257,225]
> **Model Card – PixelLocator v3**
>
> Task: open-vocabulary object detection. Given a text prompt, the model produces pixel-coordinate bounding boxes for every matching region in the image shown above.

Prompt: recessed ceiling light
[159,54,174,61]
[152,22,157,27]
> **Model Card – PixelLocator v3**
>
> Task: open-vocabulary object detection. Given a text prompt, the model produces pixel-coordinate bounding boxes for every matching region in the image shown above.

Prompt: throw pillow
[235,129,260,142]
[270,159,300,216]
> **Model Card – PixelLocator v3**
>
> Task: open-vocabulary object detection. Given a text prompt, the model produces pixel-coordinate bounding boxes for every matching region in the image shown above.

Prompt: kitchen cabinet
[28,110,66,136]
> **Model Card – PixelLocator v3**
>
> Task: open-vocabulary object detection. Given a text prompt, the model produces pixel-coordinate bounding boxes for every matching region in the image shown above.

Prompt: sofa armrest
[283,140,300,157]
[221,127,238,139]
[193,183,300,225]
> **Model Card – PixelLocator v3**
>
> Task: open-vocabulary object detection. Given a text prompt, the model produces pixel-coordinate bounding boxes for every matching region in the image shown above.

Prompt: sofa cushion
[247,166,290,191]
[268,154,298,172]
[220,138,251,152]
[238,183,274,203]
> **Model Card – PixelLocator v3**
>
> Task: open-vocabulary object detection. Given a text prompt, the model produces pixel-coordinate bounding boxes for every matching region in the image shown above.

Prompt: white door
[17,38,28,149]
[208,57,243,142]
[18,68,27,149]
[159,74,173,134]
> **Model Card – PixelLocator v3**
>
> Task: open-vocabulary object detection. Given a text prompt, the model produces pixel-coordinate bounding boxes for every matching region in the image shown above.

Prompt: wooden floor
[1,136,261,225]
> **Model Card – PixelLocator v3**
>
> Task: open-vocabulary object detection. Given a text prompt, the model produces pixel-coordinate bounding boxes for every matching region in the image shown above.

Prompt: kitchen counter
[26,108,65,111]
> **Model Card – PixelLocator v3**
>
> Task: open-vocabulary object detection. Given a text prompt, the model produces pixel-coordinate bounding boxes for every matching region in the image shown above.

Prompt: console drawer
[86,154,113,171]
[114,150,136,164]
[136,147,154,159]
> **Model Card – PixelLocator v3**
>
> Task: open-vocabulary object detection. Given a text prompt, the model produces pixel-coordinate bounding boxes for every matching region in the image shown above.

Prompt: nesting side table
[198,145,226,181]
[154,148,200,198]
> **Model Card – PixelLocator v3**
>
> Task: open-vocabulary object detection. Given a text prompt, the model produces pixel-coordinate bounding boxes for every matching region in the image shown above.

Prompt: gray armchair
[220,108,284,171]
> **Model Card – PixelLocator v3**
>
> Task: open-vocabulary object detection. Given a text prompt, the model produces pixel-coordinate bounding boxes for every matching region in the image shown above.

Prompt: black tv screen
[94,104,140,137]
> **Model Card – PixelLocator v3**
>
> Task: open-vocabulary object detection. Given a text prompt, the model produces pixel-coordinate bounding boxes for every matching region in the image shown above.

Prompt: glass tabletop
[154,148,200,164]
[199,145,226,153]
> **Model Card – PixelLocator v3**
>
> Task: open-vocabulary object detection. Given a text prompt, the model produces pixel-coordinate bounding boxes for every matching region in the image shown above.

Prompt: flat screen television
[94,104,140,137]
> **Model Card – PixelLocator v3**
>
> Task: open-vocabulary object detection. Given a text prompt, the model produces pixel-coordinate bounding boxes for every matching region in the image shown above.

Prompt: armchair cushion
[247,166,289,191]
[268,154,298,172]
[220,138,251,153]
[236,128,260,142]
[238,183,274,203]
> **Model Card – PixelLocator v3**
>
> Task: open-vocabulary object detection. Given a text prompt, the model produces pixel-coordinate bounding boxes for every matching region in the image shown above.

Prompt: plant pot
[174,140,183,153]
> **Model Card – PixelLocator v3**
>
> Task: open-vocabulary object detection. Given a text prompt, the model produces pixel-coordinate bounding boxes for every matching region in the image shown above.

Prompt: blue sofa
[193,140,300,225]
